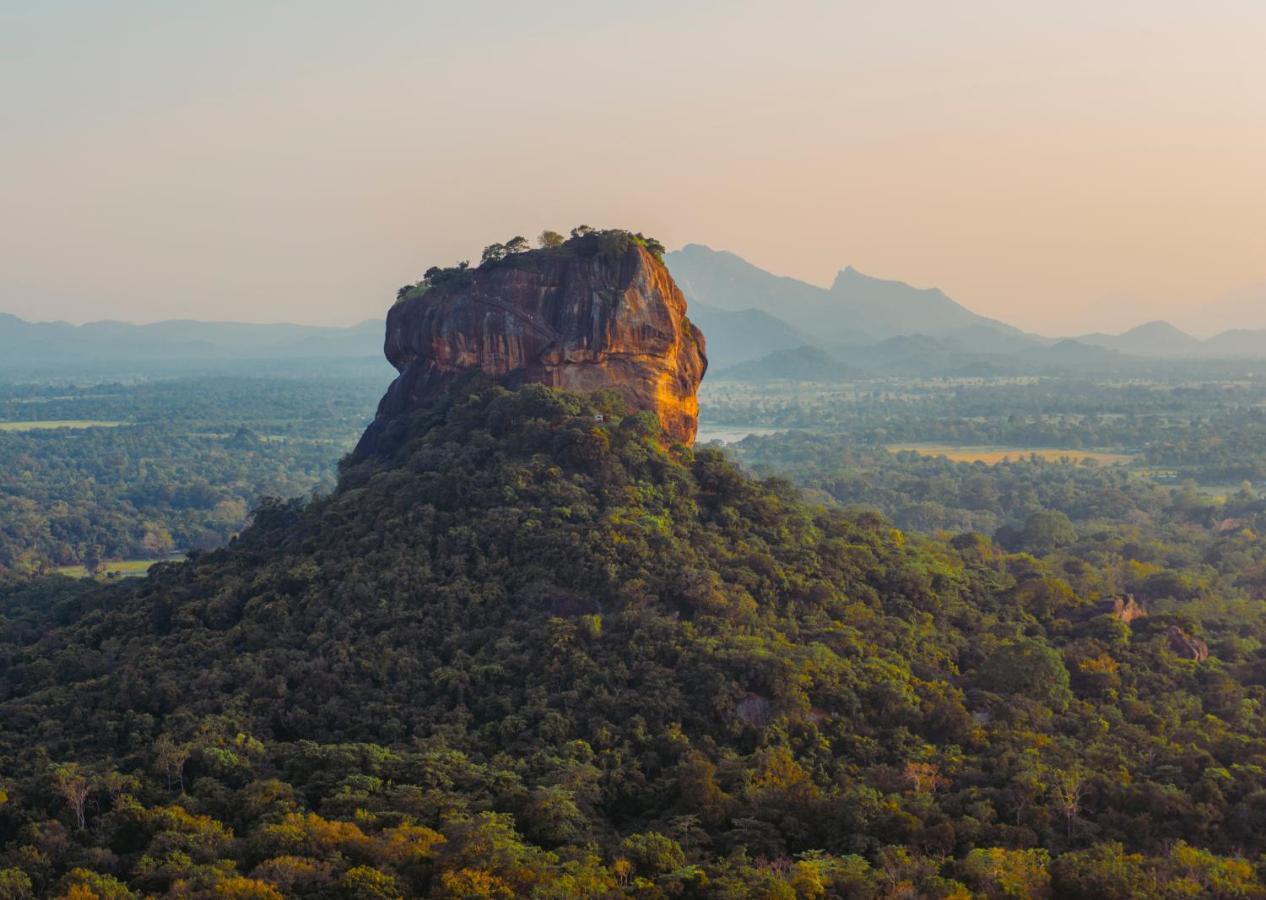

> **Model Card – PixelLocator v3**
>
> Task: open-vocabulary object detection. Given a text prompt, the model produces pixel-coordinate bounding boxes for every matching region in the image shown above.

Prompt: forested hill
[2,386,1266,897]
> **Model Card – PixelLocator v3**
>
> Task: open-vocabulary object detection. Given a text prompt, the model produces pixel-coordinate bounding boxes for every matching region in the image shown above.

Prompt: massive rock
[360,236,707,450]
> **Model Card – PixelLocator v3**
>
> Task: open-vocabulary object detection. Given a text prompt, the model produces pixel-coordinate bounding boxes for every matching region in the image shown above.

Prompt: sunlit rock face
[362,242,707,449]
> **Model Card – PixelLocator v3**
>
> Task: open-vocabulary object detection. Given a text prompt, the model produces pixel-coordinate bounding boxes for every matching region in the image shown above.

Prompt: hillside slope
[2,385,1265,896]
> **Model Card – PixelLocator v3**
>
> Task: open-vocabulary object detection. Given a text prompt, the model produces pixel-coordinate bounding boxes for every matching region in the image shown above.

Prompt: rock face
[361,240,707,450]
[1077,594,1148,626]
[1106,594,1147,624]
[1167,625,1210,662]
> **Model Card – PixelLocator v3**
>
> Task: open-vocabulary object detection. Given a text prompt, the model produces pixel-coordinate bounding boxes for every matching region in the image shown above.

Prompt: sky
[2,1,1264,337]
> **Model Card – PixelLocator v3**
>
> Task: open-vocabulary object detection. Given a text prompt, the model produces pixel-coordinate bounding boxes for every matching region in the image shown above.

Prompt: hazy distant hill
[1033,339,1131,369]
[1074,320,1266,359]
[1201,329,1266,358]
[0,313,382,371]
[827,265,1019,340]
[713,345,861,382]
[7,251,1264,381]
[1077,321,1203,357]
[665,244,1033,350]
[661,244,1043,371]
[665,244,828,316]
[833,334,1132,377]
[846,335,1006,376]
[685,302,808,369]
[666,246,1266,366]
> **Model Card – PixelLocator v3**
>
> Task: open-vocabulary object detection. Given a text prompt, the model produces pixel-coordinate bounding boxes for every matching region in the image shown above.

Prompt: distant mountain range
[1074,321,1203,357]
[0,313,384,372]
[1075,321,1266,359]
[666,244,1030,351]
[3,246,1263,379]
[664,244,1266,378]
[713,345,863,383]
[684,303,809,371]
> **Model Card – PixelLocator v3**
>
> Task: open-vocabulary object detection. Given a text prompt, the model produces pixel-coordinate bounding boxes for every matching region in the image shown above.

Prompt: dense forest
[0,375,382,575]
[3,385,1266,897]
[725,431,1252,538]
[701,376,1266,484]
[9,367,1266,577]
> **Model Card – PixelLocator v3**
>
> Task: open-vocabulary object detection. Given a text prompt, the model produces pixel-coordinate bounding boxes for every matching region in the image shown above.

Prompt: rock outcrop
[1167,625,1210,662]
[359,234,707,452]
[1097,594,1147,624]
[1108,594,1147,624]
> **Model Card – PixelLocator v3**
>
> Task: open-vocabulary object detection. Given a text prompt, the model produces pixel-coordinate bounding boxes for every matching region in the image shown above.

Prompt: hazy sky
[3,1,1264,336]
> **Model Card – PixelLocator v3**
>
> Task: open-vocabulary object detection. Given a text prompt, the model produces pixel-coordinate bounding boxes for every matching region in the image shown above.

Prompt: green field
[55,557,181,579]
[0,420,125,432]
[888,443,1135,466]
[1193,483,1251,502]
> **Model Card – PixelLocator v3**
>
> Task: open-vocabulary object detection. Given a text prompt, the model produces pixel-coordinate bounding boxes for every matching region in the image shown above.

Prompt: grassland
[887,444,1135,466]
[0,420,125,432]
[55,557,181,579]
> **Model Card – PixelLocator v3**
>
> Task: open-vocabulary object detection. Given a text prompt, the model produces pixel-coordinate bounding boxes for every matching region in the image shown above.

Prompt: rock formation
[1108,594,1147,624]
[1094,594,1147,624]
[359,233,707,452]
[1167,625,1210,662]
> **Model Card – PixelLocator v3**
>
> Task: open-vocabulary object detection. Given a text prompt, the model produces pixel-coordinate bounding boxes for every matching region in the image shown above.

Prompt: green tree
[1050,843,1153,898]
[1017,509,1077,554]
[975,638,1072,710]
[337,866,403,900]
[959,847,1052,898]
[619,832,686,878]
[0,869,33,900]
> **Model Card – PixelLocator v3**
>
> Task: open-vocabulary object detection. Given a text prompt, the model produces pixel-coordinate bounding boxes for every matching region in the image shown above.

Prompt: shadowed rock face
[362,242,707,449]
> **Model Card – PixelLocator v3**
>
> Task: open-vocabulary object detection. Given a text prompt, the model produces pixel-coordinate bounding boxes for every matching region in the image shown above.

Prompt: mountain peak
[1122,320,1194,339]
[831,265,862,286]
[830,265,944,298]
[1076,320,1200,356]
[666,246,1023,350]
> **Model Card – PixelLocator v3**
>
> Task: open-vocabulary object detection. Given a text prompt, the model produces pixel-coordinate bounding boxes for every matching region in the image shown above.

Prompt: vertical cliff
[361,232,707,449]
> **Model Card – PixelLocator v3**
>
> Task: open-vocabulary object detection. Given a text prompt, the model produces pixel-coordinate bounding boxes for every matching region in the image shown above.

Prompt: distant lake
[696,425,788,445]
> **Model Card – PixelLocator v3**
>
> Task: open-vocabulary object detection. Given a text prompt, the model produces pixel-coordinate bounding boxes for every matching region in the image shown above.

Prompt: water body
[695,425,789,445]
